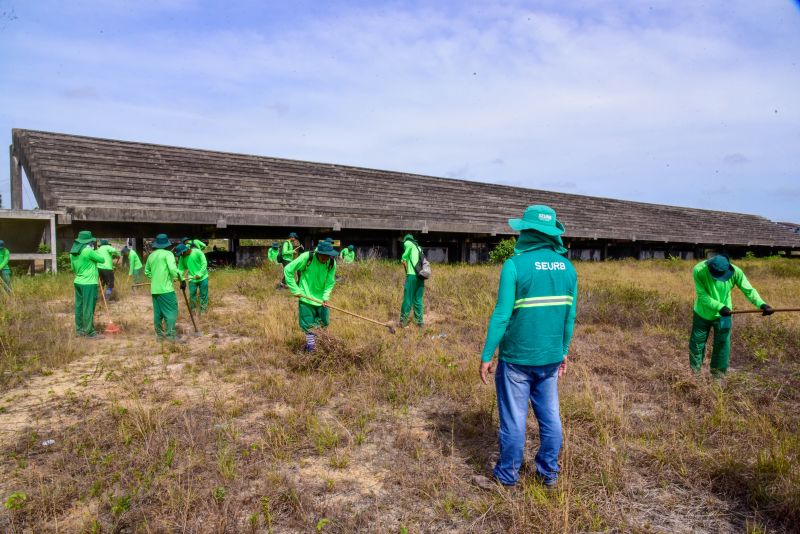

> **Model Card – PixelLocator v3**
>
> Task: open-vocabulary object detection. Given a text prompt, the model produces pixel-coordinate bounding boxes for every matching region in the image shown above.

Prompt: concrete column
[48,214,57,273]
[10,145,22,210]
[390,236,398,259]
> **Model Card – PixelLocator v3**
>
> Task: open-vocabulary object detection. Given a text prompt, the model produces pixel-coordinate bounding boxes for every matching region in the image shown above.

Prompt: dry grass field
[1,258,799,533]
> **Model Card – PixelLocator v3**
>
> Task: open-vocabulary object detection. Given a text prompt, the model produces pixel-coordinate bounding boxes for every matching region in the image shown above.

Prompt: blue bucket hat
[0,240,5,249]
[174,243,190,255]
[289,232,298,239]
[348,245,355,251]
[152,234,172,249]
[271,242,279,249]
[508,205,564,236]
[315,241,339,257]
[99,239,109,246]
[706,255,734,282]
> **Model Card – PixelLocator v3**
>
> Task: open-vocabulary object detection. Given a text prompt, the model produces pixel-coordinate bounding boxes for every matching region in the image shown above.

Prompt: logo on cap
[538,213,553,222]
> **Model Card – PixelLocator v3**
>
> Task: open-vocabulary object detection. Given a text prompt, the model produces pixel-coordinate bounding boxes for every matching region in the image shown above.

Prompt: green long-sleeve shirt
[267,247,280,263]
[178,248,208,281]
[281,240,296,262]
[401,240,420,275]
[340,248,355,264]
[0,248,9,271]
[128,250,143,275]
[481,248,578,365]
[284,251,337,306]
[97,244,121,270]
[692,261,765,320]
[70,245,105,285]
[144,249,180,295]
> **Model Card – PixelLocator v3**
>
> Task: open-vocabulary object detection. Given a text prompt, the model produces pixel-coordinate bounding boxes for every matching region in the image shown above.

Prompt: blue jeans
[494,360,563,485]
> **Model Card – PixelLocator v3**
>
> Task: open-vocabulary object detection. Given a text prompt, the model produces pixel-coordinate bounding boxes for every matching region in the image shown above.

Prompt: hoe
[297,294,396,334]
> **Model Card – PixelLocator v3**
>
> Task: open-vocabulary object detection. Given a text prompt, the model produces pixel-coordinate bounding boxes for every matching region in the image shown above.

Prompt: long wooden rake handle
[731,308,800,315]
[297,294,395,332]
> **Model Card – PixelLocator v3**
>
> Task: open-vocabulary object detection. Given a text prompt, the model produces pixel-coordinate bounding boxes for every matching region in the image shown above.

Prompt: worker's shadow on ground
[427,406,497,473]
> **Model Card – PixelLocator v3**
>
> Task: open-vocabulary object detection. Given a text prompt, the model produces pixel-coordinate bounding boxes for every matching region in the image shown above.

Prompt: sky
[0,0,799,221]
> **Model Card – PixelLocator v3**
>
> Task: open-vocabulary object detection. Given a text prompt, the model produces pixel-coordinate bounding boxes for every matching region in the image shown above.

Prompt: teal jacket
[481,236,578,366]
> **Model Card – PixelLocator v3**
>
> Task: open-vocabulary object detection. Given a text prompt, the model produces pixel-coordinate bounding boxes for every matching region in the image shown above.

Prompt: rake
[731,307,800,315]
[97,278,121,334]
[296,294,396,334]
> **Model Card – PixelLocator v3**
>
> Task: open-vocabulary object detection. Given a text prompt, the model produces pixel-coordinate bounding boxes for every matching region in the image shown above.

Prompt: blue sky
[1,0,799,221]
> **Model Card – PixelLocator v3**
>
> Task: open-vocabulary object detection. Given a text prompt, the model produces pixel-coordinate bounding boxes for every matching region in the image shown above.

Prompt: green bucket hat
[174,243,190,256]
[348,245,355,251]
[100,239,109,246]
[75,230,96,244]
[289,232,298,239]
[271,243,279,249]
[508,205,564,236]
[315,241,339,257]
[152,234,172,249]
[403,234,416,242]
[706,255,734,282]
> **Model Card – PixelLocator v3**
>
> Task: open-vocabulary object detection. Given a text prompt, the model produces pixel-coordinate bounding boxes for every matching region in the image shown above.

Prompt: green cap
[152,234,172,249]
[75,230,96,244]
[706,255,734,282]
[315,241,339,257]
[508,205,564,236]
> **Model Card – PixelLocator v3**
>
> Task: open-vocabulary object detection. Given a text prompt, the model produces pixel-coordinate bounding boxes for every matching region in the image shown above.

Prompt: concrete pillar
[390,236,398,259]
[48,213,57,273]
[10,145,22,210]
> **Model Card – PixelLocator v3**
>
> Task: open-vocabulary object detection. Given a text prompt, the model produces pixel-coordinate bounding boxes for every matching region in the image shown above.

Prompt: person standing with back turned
[479,205,578,489]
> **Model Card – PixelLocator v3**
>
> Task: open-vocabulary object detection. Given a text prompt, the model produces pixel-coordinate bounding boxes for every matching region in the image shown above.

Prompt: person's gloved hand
[719,306,732,317]
[761,304,774,316]
[180,280,186,290]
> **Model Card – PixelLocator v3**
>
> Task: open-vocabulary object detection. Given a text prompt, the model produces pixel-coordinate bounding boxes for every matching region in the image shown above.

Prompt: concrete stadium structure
[7,128,800,264]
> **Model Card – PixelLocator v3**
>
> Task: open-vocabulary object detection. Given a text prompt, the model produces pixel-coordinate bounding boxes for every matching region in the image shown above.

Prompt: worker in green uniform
[0,240,11,293]
[96,239,121,301]
[121,246,144,283]
[400,234,425,327]
[145,234,182,341]
[340,245,356,264]
[176,243,209,313]
[267,243,280,264]
[690,255,773,378]
[69,230,105,338]
[479,204,577,488]
[181,236,207,251]
[284,240,339,352]
[279,232,302,287]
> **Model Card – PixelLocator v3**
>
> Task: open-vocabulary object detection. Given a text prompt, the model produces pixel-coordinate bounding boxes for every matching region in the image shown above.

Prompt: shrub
[489,238,516,263]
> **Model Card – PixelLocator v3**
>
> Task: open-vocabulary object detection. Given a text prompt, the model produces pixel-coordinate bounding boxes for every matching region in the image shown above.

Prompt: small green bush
[489,238,516,263]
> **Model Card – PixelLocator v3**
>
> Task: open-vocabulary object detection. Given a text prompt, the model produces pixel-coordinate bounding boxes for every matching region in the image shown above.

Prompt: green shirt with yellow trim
[481,248,578,365]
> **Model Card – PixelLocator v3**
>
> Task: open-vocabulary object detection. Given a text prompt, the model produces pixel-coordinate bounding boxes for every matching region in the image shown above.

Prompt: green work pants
[1,268,10,293]
[189,278,209,313]
[298,300,330,332]
[152,292,179,340]
[689,312,731,377]
[74,283,98,337]
[400,274,425,326]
